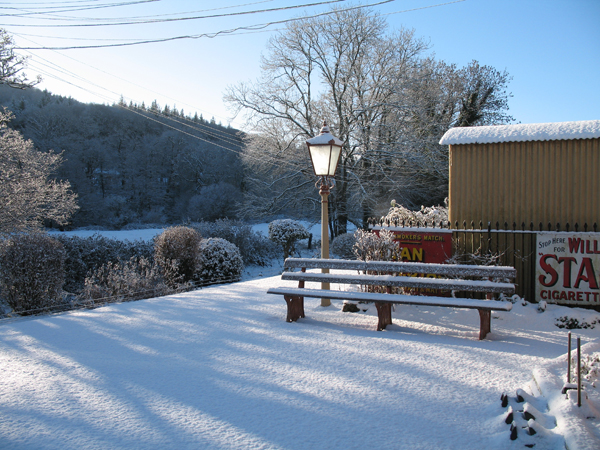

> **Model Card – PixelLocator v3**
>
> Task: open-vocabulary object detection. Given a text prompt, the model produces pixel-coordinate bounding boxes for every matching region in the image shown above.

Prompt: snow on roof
[439,120,600,145]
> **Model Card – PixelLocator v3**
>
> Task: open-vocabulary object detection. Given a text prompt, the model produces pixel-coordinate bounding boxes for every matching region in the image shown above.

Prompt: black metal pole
[577,336,582,407]
[567,332,571,383]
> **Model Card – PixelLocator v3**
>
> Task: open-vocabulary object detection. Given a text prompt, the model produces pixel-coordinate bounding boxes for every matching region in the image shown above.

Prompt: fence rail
[370,219,599,302]
[0,275,241,323]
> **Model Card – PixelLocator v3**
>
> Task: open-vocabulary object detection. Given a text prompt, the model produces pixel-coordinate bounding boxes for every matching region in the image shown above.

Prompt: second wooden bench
[267,258,516,339]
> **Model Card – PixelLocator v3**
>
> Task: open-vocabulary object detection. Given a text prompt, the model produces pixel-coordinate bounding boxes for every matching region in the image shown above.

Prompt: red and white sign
[536,232,600,306]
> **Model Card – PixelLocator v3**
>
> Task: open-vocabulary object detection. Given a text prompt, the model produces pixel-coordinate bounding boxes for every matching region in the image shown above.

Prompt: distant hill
[0,86,245,228]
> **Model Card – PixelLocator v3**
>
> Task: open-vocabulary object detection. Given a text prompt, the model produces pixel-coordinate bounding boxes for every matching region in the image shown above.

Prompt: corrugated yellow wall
[449,138,600,228]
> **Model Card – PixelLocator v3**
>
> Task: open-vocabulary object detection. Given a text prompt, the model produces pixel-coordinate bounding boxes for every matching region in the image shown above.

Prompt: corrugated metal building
[440,120,600,228]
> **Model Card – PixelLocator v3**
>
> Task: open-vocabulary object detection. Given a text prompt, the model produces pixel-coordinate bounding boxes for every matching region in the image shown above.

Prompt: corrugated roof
[439,120,600,145]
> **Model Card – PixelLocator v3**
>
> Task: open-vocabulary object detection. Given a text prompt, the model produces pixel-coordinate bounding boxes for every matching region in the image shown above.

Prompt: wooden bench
[267,258,516,339]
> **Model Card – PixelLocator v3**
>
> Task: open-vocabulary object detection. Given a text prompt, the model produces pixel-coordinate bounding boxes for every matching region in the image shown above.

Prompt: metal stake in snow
[567,331,572,383]
[577,336,582,407]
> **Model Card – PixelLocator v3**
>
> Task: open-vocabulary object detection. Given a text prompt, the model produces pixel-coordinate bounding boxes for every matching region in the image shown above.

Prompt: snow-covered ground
[47,227,166,242]
[1,226,599,449]
[45,221,324,244]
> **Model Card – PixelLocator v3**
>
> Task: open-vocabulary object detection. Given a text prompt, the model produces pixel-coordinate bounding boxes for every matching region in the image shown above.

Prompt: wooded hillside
[0,85,244,228]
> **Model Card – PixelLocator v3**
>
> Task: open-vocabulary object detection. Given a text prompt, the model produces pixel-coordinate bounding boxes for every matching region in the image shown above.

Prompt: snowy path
[0,275,598,449]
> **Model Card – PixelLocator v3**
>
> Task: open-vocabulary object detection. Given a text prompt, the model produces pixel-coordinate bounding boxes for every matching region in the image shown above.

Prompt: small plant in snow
[446,243,504,266]
[381,199,448,226]
[56,234,154,294]
[191,219,278,266]
[578,353,600,385]
[331,232,357,260]
[154,226,202,286]
[81,257,173,303]
[197,238,243,283]
[353,228,400,262]
[268,219,310,260]
[555,316,598,330]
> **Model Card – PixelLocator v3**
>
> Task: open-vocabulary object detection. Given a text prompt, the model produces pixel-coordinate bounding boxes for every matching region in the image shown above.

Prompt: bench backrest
[283,258,516,280]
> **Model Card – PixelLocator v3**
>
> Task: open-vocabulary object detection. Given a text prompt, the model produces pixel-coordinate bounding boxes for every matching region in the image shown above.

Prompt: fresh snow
[46,222,323,244]
[439,120,600,145]
[1,225,599,449]
[1,277,600,448]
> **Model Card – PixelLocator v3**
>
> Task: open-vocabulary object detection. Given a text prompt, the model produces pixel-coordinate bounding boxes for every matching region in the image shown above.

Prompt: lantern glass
[309,143,341,177]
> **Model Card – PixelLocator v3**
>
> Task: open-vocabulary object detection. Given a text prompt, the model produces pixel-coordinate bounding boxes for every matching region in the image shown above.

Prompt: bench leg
[478,310,491,340]
[375,303,393,331]
[284,295,305,322]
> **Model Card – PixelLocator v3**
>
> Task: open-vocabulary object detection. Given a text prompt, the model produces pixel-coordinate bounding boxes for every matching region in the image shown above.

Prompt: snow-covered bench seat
[267,258,516,339]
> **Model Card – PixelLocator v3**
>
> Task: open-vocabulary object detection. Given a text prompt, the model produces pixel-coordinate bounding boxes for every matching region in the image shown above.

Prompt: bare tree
[0,29,40,89]
[455,60,514,127]
[388,59,514,207]
[0,110,78,233]
[226,7,429,235]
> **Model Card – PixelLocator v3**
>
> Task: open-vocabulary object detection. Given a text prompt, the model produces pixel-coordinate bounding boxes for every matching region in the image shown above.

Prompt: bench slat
[267,287,513,311]
[281,272,515,294]
[283,258,516,279]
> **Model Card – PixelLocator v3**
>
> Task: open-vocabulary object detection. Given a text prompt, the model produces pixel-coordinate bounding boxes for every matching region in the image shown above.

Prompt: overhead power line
[17,32,241,126]
[15,0,397,49]
[0,0,160,14]
[9,1,274,21]
[2,0,348,26]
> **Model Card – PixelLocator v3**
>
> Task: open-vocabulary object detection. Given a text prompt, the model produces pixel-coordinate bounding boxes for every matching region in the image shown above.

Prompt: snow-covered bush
[555,316,598,330]
[445,244,503,266]
[191,219,278,266]
[0,233,66,313]
[381,199,448,226]
[154,226,202,286]
[577,352,600,384]
[331,232,357,260]
[268,219,310,259]
[197,238,243,283]
[56,234,154,294]
[353,229,399,262]
[81,257,172,303]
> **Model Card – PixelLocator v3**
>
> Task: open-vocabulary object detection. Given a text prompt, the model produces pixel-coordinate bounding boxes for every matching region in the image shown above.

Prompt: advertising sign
[536,232,600,306]
[374,227,453,296]
[386,228,453,264]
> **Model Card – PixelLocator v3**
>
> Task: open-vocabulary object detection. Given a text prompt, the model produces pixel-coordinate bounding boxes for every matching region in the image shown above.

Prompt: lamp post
[306,121,343,307]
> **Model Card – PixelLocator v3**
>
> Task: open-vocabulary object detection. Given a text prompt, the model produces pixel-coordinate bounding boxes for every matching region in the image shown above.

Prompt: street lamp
[306,121,343,307]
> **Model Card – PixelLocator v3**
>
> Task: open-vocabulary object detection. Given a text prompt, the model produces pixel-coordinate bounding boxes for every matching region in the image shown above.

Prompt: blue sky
[5,0,599,130]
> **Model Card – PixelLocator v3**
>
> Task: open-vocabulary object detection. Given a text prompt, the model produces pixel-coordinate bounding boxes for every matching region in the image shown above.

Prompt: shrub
[331,232,357,259]
[353,229,399,262]
[56,234,154,294]
[81,257,172,303]
[445,245,503,266]
[381,199,448,226]
[0,233,66,313]
[191,219,278,266]
[268,219,310,259]
[154,226,202,286]
[197,238,243,283]
[555,316,598,330]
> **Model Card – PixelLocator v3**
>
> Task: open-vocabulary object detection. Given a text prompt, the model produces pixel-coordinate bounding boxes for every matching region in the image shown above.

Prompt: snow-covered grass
[46,221,324,244]
[1,226,598,449]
